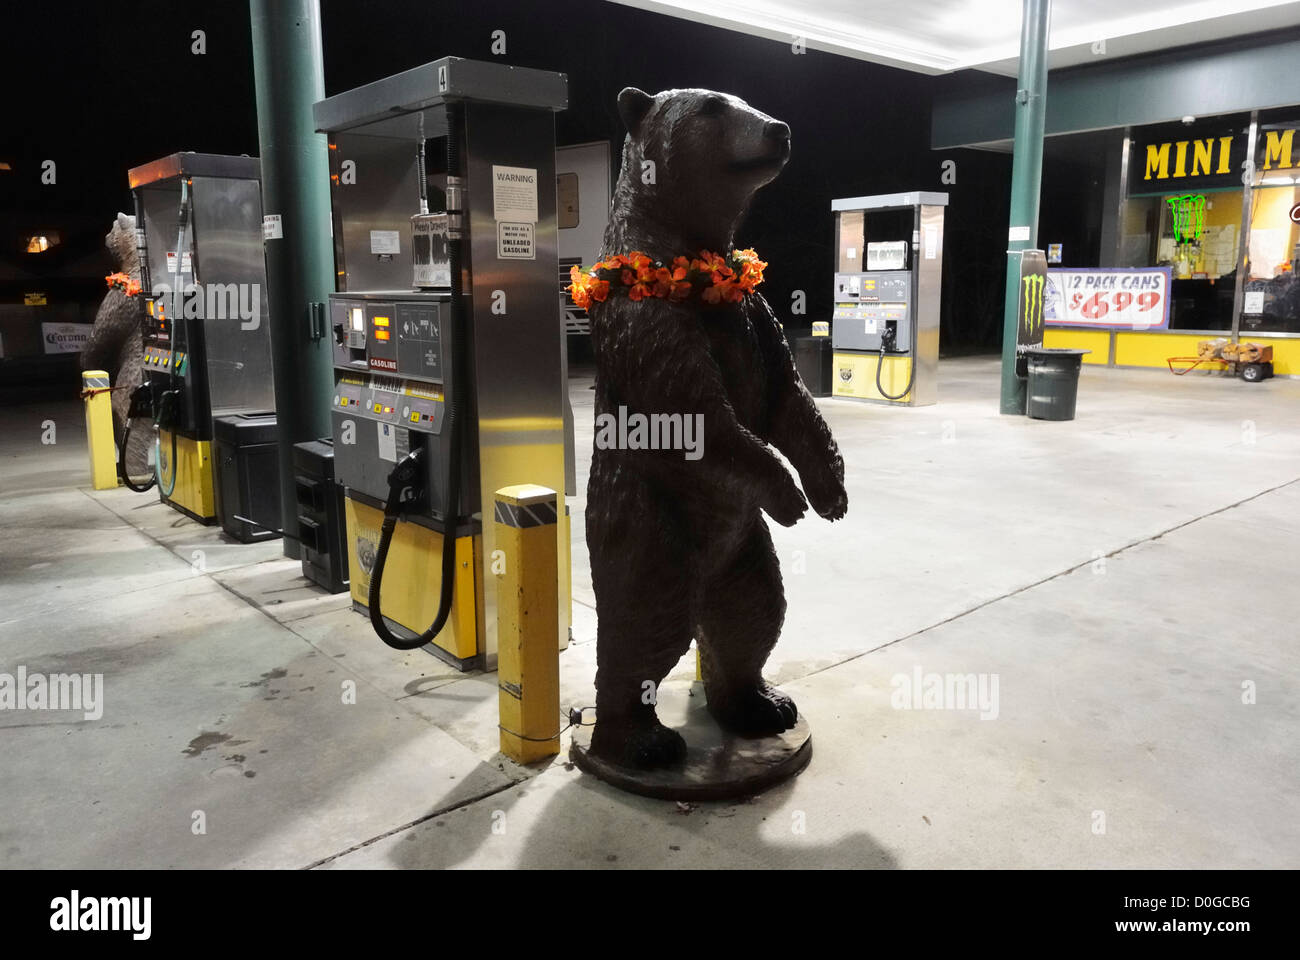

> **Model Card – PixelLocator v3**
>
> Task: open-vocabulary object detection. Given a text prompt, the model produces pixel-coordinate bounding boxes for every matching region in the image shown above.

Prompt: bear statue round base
[570,683,812,802]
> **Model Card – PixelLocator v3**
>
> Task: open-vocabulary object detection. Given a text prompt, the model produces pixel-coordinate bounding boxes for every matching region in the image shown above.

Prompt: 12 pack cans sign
[1045,267,1172,330]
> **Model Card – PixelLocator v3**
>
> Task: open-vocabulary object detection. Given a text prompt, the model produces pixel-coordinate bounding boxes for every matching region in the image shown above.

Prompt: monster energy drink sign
[1166,194,1207,243]
[1016,250,1048,361]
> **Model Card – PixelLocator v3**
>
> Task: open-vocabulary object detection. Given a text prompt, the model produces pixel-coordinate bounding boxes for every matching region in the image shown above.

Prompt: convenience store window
[1242,110,1300,334]
[1121,114,1251,331]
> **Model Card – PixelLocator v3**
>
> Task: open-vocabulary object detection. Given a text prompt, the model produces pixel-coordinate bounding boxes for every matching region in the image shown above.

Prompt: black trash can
[293,438,349,594]
[213,412,282,542]
[795,335,833,397]
[1025,348,1090,421]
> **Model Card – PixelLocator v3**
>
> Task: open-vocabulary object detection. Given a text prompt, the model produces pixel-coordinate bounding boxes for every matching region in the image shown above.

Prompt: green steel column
[999,0,1052,414]
[249,0,335,558]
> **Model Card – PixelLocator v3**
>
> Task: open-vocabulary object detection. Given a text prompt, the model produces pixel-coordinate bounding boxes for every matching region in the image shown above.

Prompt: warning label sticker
[497,221,535,260]
[492,165,538,223]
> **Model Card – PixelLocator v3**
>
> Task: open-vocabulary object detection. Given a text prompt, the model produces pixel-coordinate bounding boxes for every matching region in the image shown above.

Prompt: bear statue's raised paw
[589,715,688,770]
[761,470,808,527]
[707,682,798,737]
[801,467,848,522]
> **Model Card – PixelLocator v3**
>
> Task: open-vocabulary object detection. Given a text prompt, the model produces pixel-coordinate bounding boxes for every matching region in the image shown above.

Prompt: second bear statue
[583,87,849,770]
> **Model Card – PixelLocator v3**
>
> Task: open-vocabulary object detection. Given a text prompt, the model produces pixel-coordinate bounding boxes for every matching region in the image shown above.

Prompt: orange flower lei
[106,272,142,297]
[567,248,766,309]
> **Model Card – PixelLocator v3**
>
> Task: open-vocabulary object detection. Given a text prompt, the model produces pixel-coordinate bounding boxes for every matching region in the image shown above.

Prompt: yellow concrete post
[495,484,560,764]
[81,371,118,490]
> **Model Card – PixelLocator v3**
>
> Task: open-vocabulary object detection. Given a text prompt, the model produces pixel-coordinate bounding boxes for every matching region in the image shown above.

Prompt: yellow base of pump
[158,430,215,521]
[343,496,484,664]
[832,352,914,403]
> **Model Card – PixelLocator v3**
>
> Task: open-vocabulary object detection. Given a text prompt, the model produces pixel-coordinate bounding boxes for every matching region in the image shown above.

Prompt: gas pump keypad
[329,295,454,509]
[832,269,912,353]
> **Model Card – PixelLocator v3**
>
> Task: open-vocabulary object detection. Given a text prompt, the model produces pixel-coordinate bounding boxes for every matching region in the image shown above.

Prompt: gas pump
[125,153,277,521]
[829,192,947,406]
[313,57,571,670]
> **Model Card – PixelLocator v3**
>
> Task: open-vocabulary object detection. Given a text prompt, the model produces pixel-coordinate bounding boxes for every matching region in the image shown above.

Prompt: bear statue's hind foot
[708,682,798,737]
[589,714,688,770]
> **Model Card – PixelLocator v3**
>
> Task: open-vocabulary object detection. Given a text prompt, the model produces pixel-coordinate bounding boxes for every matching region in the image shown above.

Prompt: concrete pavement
[2,357,1297,868]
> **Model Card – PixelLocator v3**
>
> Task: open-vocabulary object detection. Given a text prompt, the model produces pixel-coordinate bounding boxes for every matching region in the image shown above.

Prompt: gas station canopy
[607,0,1300,75]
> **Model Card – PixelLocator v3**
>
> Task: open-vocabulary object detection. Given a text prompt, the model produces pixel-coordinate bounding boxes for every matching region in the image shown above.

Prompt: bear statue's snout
[730,114,791,174]
[765,119,791,142]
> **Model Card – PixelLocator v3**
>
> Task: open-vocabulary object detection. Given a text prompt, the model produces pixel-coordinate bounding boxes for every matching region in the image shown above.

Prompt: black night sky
[1,0,1026,364]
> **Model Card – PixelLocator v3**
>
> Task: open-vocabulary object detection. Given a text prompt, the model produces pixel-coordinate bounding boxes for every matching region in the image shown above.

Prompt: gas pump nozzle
[383,447,428,518]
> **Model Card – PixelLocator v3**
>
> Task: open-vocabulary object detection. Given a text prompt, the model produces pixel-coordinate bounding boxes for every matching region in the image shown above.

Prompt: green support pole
[999,0,1052,415]
[249,0,335,558]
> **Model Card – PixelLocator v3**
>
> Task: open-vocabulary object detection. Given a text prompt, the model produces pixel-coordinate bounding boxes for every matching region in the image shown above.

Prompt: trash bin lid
[213,412,279,445]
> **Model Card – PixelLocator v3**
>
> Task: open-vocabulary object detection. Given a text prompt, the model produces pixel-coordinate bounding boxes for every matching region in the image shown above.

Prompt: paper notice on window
[1244,291,1265,314]
[262,214,283,239]
[492,165,539,223]
[1248,228,1286,277]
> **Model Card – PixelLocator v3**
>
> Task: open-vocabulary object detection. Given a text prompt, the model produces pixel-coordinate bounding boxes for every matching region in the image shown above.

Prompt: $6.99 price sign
[1046,268,1172,330]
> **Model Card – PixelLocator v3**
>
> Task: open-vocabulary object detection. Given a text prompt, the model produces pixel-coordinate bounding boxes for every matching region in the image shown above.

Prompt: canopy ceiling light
[607,0,1300,76]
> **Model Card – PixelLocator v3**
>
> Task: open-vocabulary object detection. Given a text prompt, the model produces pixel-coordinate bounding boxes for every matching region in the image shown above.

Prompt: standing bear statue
[81,212,146,471]
[574,87,848,770]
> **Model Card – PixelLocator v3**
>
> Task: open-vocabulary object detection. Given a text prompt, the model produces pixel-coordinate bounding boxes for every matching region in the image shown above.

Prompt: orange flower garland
[568,248,766,309]
[105,272,142,297]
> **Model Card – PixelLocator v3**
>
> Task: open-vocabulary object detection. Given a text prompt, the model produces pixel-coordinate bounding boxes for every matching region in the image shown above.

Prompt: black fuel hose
[119,424,156,493]
[368,107,466,651]
[156,181,190,498]
[875,345,915,401]
[119,382,157,492]
[154,390,181,498]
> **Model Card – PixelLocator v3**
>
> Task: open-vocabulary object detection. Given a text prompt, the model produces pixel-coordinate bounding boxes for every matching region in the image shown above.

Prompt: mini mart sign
[1131,120,1297,193]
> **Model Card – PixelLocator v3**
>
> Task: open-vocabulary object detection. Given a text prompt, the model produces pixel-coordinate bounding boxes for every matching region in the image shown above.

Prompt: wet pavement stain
[183,731,231,758]
[240,668,288,689]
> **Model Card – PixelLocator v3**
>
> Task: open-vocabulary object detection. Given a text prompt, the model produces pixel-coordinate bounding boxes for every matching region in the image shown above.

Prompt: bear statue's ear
[617,87,654,137]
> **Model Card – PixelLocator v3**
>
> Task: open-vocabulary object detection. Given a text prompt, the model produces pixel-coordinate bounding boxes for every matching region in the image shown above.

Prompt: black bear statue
[581,87,848,770]
[81,212,146,464]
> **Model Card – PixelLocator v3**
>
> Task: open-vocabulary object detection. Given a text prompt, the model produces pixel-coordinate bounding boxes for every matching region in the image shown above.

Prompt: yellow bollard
[495,484,561,764]
[81,371,118,490]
